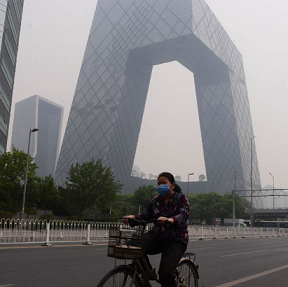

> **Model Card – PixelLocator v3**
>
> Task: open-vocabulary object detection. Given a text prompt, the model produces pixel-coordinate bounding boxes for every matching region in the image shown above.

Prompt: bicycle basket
[107,229,150,259]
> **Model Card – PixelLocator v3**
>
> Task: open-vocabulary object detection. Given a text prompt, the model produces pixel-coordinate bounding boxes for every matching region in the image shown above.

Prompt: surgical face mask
[157,184,171,196]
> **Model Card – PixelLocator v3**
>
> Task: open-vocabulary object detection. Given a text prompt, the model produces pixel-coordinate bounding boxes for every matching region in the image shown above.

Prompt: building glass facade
[55,0,261,203]
[11,95,64,178]
[0,0,25,154]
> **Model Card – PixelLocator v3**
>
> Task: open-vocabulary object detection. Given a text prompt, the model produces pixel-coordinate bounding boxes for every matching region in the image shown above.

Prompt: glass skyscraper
[11,95,64,178]
[0,0,25,154]
[55,0,261,200]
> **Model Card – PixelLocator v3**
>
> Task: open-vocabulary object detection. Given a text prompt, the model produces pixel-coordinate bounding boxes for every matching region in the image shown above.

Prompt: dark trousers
[143,236,186,287]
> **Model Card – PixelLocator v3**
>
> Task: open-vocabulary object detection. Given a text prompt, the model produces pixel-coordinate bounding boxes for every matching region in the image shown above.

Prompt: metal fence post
[83,224,92,245]
[213,226,217,239]
[42,222,52,246]
[199,226,204,240]
[225,228,229,239]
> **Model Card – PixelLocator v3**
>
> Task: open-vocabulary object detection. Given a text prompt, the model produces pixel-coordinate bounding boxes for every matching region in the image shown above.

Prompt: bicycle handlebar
[121,217,160,226]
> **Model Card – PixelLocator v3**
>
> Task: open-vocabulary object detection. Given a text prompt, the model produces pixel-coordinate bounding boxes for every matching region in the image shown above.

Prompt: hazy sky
[8,0,288,191]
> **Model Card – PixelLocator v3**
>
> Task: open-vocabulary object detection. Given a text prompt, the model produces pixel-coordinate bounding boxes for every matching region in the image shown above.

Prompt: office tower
[11,95,63,178]
[0,0,25,154]
[55,0,261,199]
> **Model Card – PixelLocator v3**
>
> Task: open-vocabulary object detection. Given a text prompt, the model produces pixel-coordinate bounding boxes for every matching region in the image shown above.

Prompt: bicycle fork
[129,265,138,287]
[134,260,152,287]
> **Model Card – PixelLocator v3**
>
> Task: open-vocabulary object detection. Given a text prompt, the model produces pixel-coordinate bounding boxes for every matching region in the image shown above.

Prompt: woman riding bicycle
[123,172,190,287]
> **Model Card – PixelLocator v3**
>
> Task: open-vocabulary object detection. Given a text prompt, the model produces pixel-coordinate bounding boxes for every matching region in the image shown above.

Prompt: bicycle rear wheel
[176,259,198,287]
[97,266,141,287]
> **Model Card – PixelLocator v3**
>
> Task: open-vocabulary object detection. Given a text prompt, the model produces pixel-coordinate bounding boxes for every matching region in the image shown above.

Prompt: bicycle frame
[113,252,198,287]
[114,256,160,287]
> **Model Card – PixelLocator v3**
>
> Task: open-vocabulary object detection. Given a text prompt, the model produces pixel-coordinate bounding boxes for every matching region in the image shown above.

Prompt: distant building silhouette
[55,0,261,199]
[11,95,63,178]
[0,0,25,154]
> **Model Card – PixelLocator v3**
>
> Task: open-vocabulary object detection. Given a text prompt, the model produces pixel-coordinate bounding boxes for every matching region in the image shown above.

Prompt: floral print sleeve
[134,192,190,246]
[172,195,189,228]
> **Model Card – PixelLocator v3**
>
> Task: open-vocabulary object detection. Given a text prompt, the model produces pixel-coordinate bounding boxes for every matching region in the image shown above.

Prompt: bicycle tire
[97,266,142,287]
[176,258,198,287]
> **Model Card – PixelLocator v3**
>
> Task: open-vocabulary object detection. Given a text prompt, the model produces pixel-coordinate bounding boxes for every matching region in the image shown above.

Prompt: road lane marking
[0,285,16,286]
[221,249,268,257]
[187,247,215,251]
[0,243,107,250]
[215,264,288,287]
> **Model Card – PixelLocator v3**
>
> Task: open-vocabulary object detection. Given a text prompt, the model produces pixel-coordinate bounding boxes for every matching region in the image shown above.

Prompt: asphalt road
[1,237,288,287]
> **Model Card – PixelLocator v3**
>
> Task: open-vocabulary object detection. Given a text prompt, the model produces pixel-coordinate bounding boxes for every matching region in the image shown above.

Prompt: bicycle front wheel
[176,259,198,287]
[97,266,142,287]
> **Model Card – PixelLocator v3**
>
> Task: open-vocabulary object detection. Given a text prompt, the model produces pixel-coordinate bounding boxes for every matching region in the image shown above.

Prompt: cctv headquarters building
[55,0,261,200]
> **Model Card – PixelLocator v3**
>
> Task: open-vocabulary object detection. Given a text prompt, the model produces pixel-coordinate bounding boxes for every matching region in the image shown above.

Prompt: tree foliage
[130,185,157,214]
[94,194,133,222]
[0,149,247,224]
[37,175,60,212]
[0,147,38,213]
[64,158,123,218]
[189,192,246,225]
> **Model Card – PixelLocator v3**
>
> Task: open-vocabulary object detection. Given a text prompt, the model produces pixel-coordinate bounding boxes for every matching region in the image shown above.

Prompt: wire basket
[107,229,150,259]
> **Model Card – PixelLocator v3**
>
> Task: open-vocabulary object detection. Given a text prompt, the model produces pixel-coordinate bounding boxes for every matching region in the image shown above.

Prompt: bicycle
[97,218,199,287]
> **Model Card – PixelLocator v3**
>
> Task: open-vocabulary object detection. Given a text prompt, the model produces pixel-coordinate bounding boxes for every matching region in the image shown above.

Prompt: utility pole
[250,136,255,227]
[21,128,39,224]
[233,166,237,228]
[269,173,275,209]
[187,172,194,197]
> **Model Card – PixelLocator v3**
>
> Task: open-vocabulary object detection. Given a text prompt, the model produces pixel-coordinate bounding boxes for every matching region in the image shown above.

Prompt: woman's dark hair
[158,172,182,193]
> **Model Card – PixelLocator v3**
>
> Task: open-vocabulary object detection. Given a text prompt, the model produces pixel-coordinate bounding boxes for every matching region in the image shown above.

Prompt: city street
[1,237,288,287]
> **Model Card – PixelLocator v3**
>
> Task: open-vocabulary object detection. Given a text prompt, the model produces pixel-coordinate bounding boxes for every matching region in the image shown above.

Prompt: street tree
[189,192,246,225]
[0,147,38,213]
[37,175,60,214]
[64,158,123,218]
[222,193,246,219]
[94,194,134,222]
[130,185,157,214]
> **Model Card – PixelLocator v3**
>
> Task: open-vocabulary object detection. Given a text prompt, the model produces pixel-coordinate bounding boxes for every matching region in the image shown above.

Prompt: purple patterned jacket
[135,192,190,246]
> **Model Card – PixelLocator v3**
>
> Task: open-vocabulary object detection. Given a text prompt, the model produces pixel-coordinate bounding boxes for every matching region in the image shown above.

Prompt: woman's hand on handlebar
[122,215,135,225]
[156,216,175,226]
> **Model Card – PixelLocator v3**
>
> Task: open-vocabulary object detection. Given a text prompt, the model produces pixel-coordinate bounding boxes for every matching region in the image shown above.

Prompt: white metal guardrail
[1,218,288,245]
[187,225,288,239]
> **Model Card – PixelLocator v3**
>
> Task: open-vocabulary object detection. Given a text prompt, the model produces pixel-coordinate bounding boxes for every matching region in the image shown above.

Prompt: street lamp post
[187,173,194,197]
[21,128,39,222]
[233,166,237,229]
[269,173,275,209]
[250,136,255,227]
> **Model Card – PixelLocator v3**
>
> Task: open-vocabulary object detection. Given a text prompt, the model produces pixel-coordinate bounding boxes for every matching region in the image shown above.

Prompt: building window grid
[7,9,18,44]
[0,143,4,154]
[0,113,7,128]
[12,0,21,23]
[0,83,10,108]
[4,35,15,65]
[0,1,7,12]
[0,96,9,112]
[1,57,13,88]
[0,115,7,135]
[56,1,261,195]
